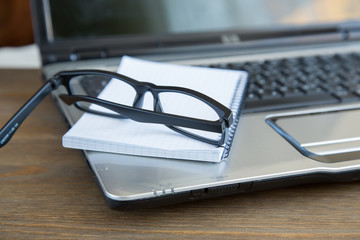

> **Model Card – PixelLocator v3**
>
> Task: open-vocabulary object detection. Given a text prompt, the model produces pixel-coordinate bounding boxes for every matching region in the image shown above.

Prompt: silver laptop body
[31,0,360,209]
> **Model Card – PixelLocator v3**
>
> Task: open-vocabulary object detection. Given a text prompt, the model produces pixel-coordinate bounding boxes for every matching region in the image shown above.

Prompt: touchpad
[266,106,360,163]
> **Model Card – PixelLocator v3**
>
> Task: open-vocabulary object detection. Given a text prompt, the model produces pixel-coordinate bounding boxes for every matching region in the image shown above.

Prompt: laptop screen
[45,0,360,42]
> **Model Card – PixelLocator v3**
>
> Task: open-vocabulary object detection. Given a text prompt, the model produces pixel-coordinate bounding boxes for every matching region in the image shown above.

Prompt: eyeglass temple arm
[0,79,59,148]
[60,94,224,133]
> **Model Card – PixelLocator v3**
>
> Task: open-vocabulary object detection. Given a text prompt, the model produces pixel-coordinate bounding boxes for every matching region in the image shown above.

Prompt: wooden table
[1,69,360,239]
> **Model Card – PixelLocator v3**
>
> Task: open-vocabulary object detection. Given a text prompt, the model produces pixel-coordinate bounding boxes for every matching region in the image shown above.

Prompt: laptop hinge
[339,23,360,40]
[69,48,108,61]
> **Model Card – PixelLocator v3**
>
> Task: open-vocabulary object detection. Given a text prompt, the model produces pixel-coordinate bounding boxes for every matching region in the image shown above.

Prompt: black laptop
[28,0,360,209]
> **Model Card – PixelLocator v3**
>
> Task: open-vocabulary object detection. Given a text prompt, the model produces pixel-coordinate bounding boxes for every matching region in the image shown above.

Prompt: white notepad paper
[62,56,248,162]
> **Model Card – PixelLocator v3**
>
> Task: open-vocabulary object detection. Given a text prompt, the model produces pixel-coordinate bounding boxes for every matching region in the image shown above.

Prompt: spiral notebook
[62,56,248,162]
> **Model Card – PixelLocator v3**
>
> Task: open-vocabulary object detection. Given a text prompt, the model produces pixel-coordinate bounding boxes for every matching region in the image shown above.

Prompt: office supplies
[0,65,239,151]
[62,56,247,162]
[25,0,360,208]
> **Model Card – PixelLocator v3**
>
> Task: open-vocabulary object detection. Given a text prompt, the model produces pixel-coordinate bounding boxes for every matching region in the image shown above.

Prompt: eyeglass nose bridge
[132,83,157,108]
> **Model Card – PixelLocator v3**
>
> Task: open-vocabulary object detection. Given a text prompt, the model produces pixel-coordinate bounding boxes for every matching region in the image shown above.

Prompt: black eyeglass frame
[0,69,233,148]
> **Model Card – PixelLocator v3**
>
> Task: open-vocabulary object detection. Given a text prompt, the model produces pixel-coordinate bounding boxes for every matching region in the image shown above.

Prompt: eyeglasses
[0,69,233,148]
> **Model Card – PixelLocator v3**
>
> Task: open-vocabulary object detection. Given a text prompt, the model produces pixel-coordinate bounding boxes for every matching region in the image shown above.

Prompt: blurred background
[0,0,38,68]
[0,0,33,46]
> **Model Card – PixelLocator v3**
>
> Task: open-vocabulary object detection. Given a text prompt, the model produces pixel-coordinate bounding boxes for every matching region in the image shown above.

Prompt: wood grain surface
[1,69,360,239]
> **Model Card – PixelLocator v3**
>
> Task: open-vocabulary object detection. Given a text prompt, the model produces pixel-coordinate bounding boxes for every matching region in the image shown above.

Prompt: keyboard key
[262,90,282,100]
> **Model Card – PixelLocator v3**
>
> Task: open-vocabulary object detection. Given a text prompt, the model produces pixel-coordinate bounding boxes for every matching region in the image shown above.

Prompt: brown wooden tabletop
[1,69,360,239]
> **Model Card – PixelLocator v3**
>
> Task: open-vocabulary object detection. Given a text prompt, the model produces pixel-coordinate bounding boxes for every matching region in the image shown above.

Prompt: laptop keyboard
[208,52,360,113]
[80,52,360,113]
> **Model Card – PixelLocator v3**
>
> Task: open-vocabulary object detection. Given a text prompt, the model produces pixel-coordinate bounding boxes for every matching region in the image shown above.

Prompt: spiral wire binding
[222,73,248,159]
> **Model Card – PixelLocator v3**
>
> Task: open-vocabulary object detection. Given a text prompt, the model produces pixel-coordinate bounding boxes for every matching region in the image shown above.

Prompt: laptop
[30,0,360,209]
